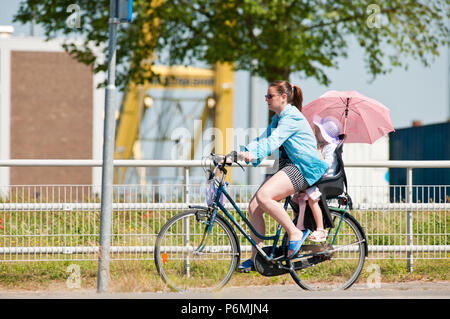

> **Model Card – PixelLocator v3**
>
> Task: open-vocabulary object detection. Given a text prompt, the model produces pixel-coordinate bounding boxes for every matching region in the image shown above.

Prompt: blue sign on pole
[116,0,133,23]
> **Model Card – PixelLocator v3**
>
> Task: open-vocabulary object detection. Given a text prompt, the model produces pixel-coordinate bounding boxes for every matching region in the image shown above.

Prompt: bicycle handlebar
[210,151,245,172]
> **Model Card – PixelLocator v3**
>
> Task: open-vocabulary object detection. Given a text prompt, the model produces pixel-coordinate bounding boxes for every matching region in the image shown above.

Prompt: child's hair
[269,80,303,112]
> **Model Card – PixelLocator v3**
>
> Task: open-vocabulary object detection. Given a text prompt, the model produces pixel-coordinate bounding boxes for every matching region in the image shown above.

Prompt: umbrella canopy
[302,90,395,144]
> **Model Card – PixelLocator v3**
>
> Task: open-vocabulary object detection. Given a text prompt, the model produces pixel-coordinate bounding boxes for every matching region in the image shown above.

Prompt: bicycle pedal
[236,266,255,273]
[300,244,326,253]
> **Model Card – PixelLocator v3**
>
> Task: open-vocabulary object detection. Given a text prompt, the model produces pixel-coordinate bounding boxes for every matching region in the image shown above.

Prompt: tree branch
[244,15,263,51]
[301,6,402,32]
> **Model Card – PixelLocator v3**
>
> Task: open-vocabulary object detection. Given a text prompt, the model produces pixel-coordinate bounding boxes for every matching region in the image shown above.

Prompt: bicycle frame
[156,153,367,291]
[208,181,280,263]
[197,151,355,263]
[203,177,351,264]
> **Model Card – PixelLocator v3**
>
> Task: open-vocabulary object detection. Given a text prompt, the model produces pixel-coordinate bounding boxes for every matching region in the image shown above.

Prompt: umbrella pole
[343,98,349,134]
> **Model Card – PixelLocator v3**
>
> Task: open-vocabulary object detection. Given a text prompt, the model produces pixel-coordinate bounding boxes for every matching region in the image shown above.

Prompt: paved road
[1,281,449,299]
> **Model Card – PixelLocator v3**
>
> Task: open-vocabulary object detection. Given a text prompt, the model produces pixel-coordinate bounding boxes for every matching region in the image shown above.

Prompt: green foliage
[14,0,449,88]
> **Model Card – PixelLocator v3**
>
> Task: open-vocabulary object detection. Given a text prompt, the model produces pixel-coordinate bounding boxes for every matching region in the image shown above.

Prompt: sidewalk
[0,281,449,299]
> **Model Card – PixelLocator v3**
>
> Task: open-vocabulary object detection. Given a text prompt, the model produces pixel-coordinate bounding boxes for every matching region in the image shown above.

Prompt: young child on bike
[292,115,342,242]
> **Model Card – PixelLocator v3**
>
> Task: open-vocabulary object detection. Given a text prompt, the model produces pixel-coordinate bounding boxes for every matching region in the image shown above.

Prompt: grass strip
[0,259,448,292]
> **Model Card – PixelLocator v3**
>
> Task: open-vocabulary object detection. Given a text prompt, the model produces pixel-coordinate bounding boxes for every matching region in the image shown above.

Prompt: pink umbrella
[302,90,395,144]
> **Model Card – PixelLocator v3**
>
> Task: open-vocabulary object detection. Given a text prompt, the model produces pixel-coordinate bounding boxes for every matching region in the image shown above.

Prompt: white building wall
[342,135,390,204]
[0,45,11,194]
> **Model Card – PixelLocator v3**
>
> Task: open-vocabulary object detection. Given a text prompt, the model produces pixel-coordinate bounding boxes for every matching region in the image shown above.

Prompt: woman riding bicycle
[238,80,329,272]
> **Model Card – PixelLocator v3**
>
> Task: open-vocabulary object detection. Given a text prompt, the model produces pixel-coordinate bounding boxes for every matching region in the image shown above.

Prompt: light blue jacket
[240,104,329,186]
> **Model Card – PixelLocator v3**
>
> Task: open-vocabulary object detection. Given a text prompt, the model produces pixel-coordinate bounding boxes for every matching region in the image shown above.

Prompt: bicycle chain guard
[255,246,290,277]
[255,244,334,276]
[291,243,334,270]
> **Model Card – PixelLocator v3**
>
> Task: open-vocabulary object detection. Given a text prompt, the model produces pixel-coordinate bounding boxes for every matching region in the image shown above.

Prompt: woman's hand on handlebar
[238,151,255,162]
[210,151,248,171]
[211,151,253,164]
[219,155,233,166]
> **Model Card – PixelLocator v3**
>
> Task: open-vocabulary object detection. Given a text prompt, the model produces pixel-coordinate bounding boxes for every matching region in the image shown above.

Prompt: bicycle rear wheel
[154,210,240,292]
[288,209,367,291]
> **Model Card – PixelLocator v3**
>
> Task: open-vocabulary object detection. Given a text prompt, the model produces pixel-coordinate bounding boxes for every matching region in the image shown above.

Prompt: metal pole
[247,74,252,186]
[248,75,260,186]
[183,167,190,277]
[97,0,118,293]
[406,167,413,273]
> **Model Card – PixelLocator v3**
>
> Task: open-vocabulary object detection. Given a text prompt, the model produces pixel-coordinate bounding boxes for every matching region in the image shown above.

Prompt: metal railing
[0,159,448,273]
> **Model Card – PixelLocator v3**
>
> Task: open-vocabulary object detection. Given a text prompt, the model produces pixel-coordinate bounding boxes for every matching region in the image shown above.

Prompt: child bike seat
[316,135,348,200]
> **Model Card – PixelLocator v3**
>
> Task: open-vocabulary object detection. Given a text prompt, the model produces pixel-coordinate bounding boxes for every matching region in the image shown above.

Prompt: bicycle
[154,151,368,291]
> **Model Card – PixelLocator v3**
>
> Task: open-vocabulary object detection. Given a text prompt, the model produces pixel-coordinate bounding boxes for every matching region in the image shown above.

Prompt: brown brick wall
[10,51,93,185]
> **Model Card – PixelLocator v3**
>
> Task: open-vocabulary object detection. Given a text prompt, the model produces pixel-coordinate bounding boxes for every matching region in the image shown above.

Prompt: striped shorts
[278,158,310,193]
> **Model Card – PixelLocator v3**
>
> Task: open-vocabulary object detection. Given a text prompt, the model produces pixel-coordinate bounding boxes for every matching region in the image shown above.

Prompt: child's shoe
[308,229,328,242]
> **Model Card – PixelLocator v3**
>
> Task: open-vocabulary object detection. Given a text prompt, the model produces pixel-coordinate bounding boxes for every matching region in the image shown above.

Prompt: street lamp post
[97,0,133,293]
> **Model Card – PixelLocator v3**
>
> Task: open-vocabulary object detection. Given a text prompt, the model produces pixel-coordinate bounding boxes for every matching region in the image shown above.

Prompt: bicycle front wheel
[288,209,367,291]
[154,210,240,292]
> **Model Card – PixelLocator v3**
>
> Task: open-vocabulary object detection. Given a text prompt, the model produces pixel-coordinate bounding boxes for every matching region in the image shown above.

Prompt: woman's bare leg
[255,171,303,244]
[248,196,265,261]
[247,173,277,261]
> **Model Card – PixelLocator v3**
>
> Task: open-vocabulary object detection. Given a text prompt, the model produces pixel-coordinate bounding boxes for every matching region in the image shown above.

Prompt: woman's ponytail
[269,80,303,112]
[291,85,303,112]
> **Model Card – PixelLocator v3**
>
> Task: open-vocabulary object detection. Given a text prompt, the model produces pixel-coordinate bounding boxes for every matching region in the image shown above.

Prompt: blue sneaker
[237,259,255,273]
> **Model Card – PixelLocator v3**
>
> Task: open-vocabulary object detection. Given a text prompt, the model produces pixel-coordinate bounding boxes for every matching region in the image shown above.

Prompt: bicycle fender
[214,213,241,260]
[189,207,241,262]
[188,205,210,210]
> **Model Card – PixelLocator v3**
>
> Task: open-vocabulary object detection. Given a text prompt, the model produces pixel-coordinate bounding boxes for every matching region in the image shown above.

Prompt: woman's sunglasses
[265,94,278,100]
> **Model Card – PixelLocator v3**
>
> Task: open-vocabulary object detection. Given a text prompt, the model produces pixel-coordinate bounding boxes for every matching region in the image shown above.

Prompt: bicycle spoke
[288,210,366,291]
[155,210,239,292]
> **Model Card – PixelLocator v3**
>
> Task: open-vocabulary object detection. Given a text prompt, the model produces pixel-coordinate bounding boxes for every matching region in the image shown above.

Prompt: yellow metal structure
[114,81,144,163]
[212,63,234,183]
[114,63,234,184]
[149,65,215,90]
